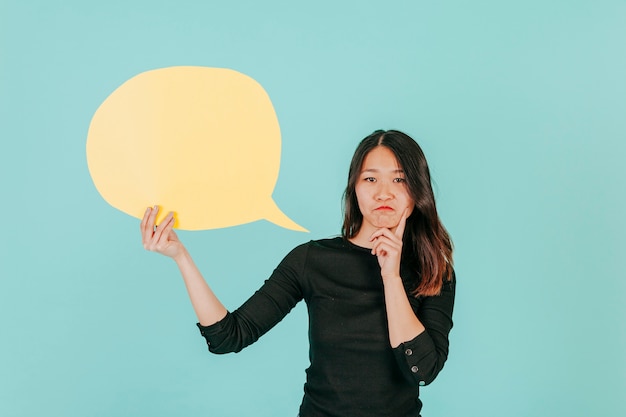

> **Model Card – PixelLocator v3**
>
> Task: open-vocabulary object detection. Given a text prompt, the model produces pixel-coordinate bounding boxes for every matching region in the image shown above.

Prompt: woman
[141,129,455,417]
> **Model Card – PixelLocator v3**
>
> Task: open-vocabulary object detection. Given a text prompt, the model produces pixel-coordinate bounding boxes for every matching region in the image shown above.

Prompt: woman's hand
[140,206,228,325]
[370,208,409,281]
[140,206,184,260]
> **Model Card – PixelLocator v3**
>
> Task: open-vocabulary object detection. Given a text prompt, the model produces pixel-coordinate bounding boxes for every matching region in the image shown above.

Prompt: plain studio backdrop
[1,1,624,416]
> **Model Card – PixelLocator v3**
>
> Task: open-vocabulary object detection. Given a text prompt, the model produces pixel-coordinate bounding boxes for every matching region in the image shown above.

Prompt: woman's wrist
[172,246,191,265]
[381,274,403,285]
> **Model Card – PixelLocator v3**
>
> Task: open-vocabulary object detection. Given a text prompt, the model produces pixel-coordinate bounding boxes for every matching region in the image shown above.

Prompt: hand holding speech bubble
[86,66,306,232]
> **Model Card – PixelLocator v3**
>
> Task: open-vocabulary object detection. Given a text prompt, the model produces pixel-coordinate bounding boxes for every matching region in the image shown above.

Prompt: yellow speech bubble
[86,66,307,232]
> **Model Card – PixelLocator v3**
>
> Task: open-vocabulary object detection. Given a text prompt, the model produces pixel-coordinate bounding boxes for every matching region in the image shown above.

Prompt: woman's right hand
[140,206,184,260]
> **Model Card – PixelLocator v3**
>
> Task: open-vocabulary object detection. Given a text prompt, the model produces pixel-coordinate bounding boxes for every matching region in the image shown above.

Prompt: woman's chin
[372,217,399,230]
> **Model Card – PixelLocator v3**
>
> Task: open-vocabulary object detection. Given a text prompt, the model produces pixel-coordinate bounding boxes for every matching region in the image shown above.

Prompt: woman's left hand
[370,208,409,281]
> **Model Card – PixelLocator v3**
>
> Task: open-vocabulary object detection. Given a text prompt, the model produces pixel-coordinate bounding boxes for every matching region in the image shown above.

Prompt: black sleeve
[392,270,456,386]
[196,244,308,354]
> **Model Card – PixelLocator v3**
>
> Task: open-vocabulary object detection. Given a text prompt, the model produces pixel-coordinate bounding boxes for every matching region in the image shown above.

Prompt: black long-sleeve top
[197,237,455,417]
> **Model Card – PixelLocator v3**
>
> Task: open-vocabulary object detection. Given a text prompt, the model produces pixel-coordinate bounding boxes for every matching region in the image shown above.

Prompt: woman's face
[353,146,415,239]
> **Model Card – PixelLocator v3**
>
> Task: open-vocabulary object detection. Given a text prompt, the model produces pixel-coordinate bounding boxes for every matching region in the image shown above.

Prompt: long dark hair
[342,130,453,296]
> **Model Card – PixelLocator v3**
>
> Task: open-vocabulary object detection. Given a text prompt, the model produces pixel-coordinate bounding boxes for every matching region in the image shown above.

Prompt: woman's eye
[393,178,406,183]
[364,177,376,182]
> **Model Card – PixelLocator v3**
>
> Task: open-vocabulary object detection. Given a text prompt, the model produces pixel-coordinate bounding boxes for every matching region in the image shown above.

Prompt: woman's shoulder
[276,237,340,271]
[309,236,344,248]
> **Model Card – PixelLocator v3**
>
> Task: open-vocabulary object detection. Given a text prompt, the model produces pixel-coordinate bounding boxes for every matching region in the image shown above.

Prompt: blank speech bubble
[86,66,307,232]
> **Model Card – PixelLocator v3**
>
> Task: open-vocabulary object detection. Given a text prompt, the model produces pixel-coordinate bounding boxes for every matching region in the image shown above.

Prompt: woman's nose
[375,183,393,200]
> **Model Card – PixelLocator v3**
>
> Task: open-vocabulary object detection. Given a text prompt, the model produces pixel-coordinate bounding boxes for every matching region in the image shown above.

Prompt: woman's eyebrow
[361,168,405,173]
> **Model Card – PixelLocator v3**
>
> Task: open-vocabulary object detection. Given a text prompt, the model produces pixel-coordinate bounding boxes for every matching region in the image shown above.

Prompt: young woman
[141,130,455,417]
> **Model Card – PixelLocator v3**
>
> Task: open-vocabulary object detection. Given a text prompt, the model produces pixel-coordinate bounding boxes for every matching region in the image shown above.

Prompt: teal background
[1,1,625,416]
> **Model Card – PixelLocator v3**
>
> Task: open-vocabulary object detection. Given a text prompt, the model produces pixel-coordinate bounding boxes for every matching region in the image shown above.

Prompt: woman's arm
[140,206,227,326]
[369,210,425,347]
[381,276,425,347]
[370,211,455,385]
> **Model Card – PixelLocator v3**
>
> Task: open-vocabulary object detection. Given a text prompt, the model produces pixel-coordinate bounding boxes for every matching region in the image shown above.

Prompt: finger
[141,207,156,247]
[370,235,401,256]
[156,213,176,245]
[394,208,410,239]
[371,239,387,257]
[146,216,169,252]
[370,227,391,241]
[153,211,174,241]
[370,228,400,245]
[373,239,401,255]
[148,205,159,230]
[372,241,402,260]
[372,232,402,251]
[140,207,151,231]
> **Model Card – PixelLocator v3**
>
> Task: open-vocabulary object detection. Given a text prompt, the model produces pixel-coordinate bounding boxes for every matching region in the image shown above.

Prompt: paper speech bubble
[86,66,307,232]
